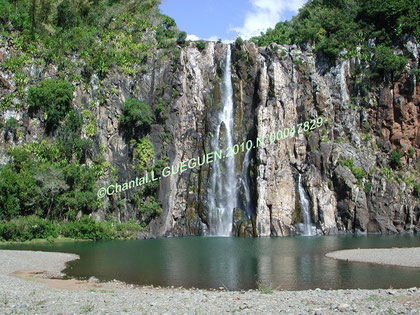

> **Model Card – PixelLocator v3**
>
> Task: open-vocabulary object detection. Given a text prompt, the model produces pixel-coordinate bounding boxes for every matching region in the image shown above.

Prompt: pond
[1,235,420,291]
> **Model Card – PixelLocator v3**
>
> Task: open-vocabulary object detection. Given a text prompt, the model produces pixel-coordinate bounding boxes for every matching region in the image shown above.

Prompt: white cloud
[186,34,232,43]
[207,36,219,42]
[232,0,306,39]
[186,34,201,41]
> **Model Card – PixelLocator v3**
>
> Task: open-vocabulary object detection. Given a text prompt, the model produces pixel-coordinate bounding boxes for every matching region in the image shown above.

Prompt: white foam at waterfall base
[207,45,237,236]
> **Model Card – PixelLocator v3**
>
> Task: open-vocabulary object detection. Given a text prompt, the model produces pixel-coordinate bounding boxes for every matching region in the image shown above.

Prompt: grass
[257,281,274,294]
[80,302,95,313]
[259,287,274,294]
[35,300,46,307]
[88,289,113,294]
[364,295,393,302]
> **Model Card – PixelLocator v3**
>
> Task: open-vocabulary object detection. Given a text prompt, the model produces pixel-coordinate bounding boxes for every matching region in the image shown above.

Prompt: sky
[159,0,307,42]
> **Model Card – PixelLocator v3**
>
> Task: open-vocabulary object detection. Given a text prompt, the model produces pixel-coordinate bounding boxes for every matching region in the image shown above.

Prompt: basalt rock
[0,37,419,237]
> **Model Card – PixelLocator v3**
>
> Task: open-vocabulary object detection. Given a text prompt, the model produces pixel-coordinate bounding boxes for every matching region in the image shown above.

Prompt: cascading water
[241,149,253,218]
[298,174,313,236]
[207,45,237,236]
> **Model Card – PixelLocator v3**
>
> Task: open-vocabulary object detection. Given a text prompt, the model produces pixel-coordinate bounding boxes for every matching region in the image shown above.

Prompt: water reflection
[1,235,420,290]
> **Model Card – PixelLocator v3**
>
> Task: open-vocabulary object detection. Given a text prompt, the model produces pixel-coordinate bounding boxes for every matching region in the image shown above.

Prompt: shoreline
[0,237,92,245]
[325,247,420,268]
[1,250,420,314]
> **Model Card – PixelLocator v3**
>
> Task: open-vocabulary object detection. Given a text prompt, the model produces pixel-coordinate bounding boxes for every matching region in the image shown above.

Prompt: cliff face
[1,39,419,237]
[247,43,419,236]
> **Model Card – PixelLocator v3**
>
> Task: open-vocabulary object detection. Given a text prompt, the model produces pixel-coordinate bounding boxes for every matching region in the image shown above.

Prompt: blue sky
[159,0,307,41]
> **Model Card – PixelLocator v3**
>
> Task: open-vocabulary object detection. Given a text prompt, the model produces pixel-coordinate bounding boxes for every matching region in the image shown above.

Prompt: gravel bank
[326,247,420,268]
[0,250,419,314]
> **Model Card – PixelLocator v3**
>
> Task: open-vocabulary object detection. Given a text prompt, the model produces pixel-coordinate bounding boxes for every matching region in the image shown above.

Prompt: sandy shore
[326,247,420,268]
[0,250,419,314]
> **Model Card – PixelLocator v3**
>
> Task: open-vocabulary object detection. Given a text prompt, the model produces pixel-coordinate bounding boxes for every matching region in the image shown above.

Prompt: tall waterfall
[298,174,313,236]
[208,45,237,236]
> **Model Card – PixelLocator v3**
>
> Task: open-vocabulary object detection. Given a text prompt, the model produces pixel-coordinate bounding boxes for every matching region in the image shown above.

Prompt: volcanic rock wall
[1,39,419,237]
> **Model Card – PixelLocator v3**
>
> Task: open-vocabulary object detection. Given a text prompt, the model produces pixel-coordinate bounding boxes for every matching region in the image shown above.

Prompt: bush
[119,98,154,138]
[4,117,19,141]
[28,79,74,132]
[115,220,142,238]
[0,163,38,220]
[339,159,367,184]
[389,149,402,169]
[251,0,418,65]
[137,196,162,224]
[235,37,244,48]
[0,139,99,221]
[196,40,206,51]
[0,215,144,242]
[56,0,78,29]
[58,110,93,163]
[0,216,58,242]
[373,45,408,78]
[60,215,113,241]
[130,137,154,174]
[407,147,415,159]
[155,102,167,122]
[352,167,366,184]
[156,14,177,48]
[364,182,372,194]
[176,31,187,45]
[339,158,354,169]
[0,0,12,26]
[382,167,392,181]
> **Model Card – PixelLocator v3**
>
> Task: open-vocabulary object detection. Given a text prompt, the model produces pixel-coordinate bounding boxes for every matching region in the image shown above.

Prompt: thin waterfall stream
[298,174,314,236]
[207,45,237,236]
[242,149,253,218]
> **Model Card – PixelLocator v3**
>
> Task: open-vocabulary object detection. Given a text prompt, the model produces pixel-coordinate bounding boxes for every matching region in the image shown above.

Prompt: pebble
[337,303,351,311]
[1,250,420,314]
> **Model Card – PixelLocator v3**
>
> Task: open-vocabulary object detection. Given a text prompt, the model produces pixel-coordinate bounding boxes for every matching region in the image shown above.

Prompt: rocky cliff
[1,38,419,237]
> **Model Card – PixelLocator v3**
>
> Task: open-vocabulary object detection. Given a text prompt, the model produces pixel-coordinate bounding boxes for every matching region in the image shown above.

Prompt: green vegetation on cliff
[252,0,418,70]
[120,98,155,138]
[0,0,178,240]
[0,0,418,240]
[0,0,181,81]
[28,79,74,131]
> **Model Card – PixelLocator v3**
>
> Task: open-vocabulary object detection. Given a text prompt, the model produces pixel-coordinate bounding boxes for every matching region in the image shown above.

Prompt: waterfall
[207,45,237,236]
[298,174,313,236]
[242,149,253,218]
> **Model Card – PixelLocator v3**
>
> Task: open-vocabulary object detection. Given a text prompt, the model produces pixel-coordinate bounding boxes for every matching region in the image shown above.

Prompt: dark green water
[1,235,420,291]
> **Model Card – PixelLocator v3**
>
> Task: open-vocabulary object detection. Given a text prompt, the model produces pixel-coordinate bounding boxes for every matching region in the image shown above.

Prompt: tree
[28,79,74,132]
[196,40,206,51]
[235,36,244,48]
[30,0,36,34]
[176,31,187,45]
[373,45,408,79]
[56,0,78,29]
[34,165,69,218]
